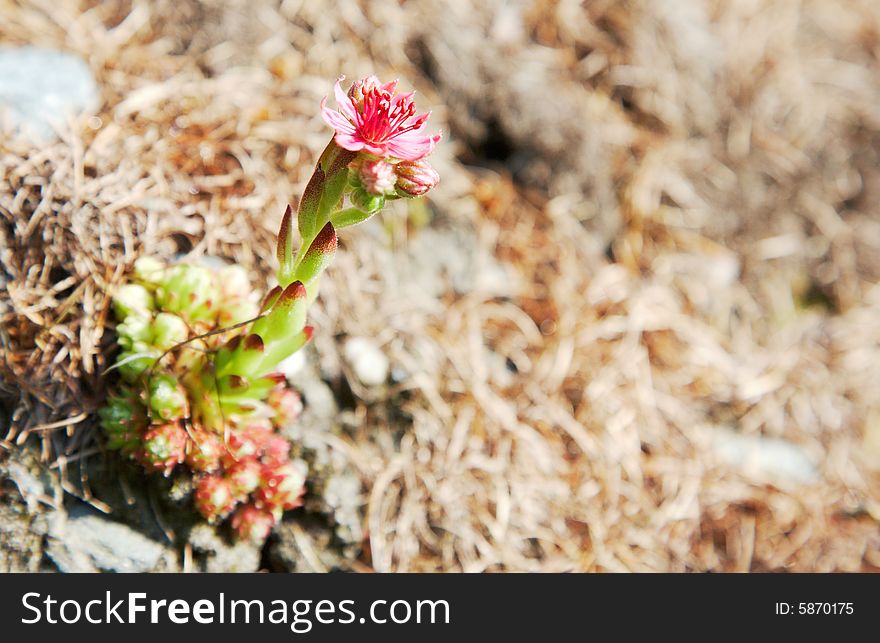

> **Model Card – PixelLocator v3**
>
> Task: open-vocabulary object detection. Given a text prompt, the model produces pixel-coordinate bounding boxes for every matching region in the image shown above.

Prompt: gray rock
[291,429,364,553]
[279,350,364,553]
[46,508,175,572]
[4,460,52,514]
[283,348,339,428]
[0,47,99,141]
[402,224,516,299]
[269,518,348,573]
[188,523,261,573]
[0,504,45,573]
[321,472,364,546]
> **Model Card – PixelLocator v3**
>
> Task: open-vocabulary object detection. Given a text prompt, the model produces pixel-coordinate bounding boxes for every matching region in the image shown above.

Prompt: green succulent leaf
[331,206,376,229]
[294,222,337,285]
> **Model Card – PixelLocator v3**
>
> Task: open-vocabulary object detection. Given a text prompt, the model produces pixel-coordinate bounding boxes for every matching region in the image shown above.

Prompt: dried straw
[1,0,878,571]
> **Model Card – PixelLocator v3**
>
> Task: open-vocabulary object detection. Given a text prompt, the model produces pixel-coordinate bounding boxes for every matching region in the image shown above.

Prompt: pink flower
[321,76,440,161]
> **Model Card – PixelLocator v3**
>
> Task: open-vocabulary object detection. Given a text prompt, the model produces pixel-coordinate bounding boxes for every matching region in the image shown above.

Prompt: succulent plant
[101,74,440,543]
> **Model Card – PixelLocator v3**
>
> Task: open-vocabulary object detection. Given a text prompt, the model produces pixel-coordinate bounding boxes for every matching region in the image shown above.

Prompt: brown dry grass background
[1,0,880,571]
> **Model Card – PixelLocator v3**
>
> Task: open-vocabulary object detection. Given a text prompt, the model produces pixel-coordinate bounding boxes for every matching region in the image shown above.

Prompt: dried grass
[1,0,879,571]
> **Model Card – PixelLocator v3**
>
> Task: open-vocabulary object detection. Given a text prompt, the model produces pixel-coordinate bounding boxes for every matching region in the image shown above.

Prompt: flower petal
[321,99,356,134]
[360,141,388,156]
[391,91,416,109]
[385,132,439,160]
[333,77,358,122]
[333,132,366,152]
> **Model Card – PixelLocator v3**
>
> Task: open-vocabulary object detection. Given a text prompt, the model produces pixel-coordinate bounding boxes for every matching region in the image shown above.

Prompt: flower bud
[227,457,262,498]
[224,421,273,463]
[231,503,276,543]
[350,187,385,214]
[262,436,292,467]
[256,459,307,515]
[152,312,189,351]
[185,430,225,473]
[148,373,187,421]
[354,158,397,195]
[113,283,154,320]
[194,475,237,522]
[395,159,439,197]
[139,422,188,475]
[268,386,303,428]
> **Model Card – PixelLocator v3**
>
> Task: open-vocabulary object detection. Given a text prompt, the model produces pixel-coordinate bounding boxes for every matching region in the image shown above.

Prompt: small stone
[46,509,174,573]
[277,349,307,379]
[322,472,364,545]
[188,523,261,572]
[344,337,389,387]
[0,47,99,142]
[5,462,48,514]
[268,518,348,573]
[0,504,45,573]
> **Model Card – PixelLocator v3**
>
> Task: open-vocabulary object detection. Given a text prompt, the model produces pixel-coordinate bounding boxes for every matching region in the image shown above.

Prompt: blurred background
[0,0,879,571]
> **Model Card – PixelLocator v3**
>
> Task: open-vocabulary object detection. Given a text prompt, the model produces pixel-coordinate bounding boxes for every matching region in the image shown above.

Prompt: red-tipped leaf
[294,222,337,284]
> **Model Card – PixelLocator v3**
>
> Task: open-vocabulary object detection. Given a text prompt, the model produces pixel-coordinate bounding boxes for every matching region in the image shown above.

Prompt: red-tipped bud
[227,457,262,498]
[194,475,237,522]
[224,421,273,463]
[138,422,188,475]
[185,430,225,473]
[262,436,292,467]
[395,158,440,197]
[268,386,303,428]
[255,460,307,514]
[231,503,276,543]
